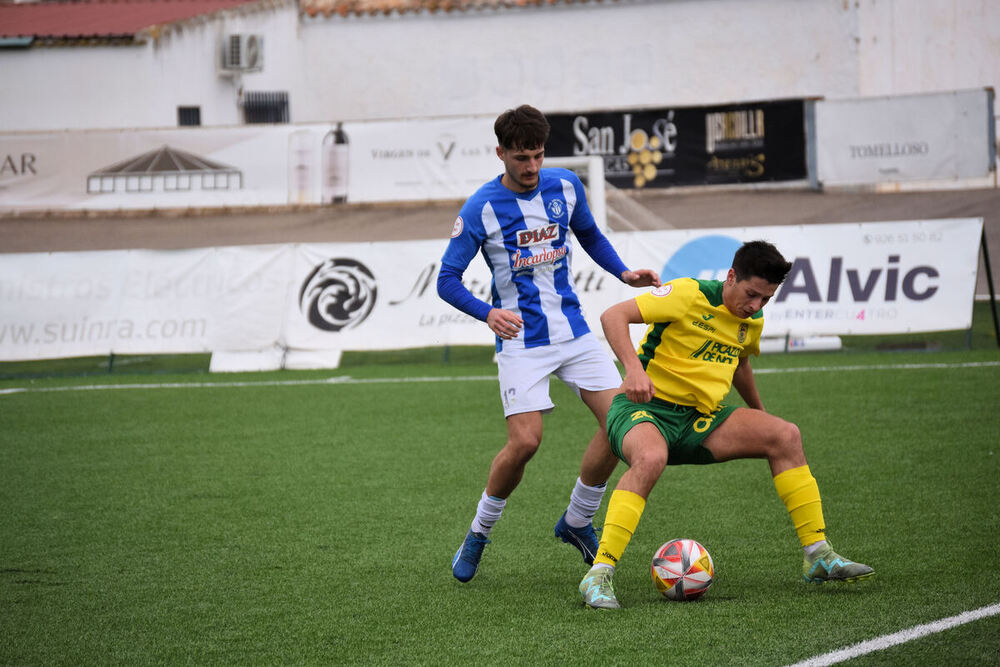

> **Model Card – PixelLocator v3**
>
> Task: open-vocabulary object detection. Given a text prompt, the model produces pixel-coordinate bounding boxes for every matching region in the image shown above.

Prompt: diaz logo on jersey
[517,223,560,247]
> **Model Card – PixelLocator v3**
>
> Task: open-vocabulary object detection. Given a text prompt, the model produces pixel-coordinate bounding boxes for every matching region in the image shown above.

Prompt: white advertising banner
[0,218,983,362]
[112,249,217,355]
[2,88,994,213]
[341,116,501,203]
[204,244,292,352]
[279,238,623,352]
[0,245,291,360]
[0,250,129,359]
[816,88,995,186]
[284,240,490,350]
[0,116,501,211]
[0,127,300,211]
[617,218,983,336]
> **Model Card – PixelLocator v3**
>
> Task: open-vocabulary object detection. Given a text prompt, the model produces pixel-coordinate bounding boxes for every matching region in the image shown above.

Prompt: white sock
[565,477,607,528]
[804,540,828,555]
[470,491,506,536]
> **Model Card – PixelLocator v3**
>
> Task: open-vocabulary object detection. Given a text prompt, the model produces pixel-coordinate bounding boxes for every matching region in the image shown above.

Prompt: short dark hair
[494,104,550,151]
[732,240,792,285]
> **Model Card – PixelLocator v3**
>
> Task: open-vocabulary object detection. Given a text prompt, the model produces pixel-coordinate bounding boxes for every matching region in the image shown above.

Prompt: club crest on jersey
[738,323,748,343]
[451,217,464,238]
[517,223,559,247]
[651,284,673,297]
[546,198,566,218]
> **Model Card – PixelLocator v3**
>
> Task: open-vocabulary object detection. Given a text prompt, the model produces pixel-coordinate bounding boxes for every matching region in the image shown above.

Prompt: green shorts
[606,393,738,465]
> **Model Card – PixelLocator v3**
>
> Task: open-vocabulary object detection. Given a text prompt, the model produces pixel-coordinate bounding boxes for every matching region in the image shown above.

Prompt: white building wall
[296,0,862,122]
[0,2,300,131]
[0,0,996,131]
[856,0,1000,98]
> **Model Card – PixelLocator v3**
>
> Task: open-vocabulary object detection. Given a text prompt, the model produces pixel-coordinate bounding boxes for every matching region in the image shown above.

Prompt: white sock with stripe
[565,477,606,528]
[470,490,506,536]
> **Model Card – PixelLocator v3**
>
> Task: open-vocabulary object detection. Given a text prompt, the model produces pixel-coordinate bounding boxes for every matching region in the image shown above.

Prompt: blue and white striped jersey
[439,167,627,351]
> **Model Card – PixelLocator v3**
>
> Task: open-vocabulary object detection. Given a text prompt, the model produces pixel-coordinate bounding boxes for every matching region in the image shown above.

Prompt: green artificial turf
[2,347,998,664]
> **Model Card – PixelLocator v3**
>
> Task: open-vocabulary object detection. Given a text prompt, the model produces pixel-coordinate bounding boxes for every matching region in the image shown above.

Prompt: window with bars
[243,91,289,124]
[178,106,201,126]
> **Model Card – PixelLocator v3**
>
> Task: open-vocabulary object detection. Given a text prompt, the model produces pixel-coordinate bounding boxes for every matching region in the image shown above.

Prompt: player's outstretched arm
[620,269,661,288]
[572,221,659,289]
[601,300,655,403]
[733,356,765,411]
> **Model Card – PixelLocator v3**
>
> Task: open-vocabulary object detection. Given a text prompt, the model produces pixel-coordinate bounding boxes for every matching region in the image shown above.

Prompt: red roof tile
[0,0,268,40]
[300,0,594,18]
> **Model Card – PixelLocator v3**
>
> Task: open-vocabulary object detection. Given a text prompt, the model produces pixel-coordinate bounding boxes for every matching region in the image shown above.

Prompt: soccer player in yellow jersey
[578,240,874,609]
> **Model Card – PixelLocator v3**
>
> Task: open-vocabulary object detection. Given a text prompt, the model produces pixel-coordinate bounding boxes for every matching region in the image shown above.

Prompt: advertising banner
[282,240,483,350]
[340,116,500,203]
[0,117,503,211]
[617,218,983,336]
[545,99,809,191]
[0,249,130,359]
[0,127,300,211]
[204,244,292,351]
[278,238,627,352]
[2,89,993,213]
[0,218,982,362]
[0,245,291,360]
[815,88,995,186]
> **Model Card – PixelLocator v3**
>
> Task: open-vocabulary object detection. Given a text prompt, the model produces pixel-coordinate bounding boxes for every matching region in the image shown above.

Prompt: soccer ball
[651,538,714,601]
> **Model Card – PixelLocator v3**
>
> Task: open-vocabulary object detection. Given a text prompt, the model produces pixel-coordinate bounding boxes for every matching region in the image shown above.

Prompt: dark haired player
[437,104,660,582]
[579,240,874,609]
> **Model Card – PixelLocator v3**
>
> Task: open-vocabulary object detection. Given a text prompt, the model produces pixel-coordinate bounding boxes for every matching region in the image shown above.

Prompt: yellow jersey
[634,277,763,414]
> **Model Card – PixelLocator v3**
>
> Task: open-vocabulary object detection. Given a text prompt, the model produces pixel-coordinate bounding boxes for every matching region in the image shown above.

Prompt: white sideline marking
[0,374,499,396]
[753,360,1000,374]
[1,360,998,397]
[786,602,1000,667]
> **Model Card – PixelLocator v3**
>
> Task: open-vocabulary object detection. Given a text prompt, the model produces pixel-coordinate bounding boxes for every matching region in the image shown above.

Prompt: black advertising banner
[546,100,807,189]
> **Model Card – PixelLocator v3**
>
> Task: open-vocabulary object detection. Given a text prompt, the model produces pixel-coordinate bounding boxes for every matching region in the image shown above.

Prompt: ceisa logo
[299,258,377,332]
[661,235,743,282]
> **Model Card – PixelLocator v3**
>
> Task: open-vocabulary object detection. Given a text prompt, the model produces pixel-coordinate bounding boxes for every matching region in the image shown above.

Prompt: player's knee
[774,420,803,455]
[629,444,668,476]
[505,433,542,462]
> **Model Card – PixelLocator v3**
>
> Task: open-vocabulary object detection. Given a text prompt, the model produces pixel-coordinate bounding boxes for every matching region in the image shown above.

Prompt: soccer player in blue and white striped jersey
[438,105,660,583]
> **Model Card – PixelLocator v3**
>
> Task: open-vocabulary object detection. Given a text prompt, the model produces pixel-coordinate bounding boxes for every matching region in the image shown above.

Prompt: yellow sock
[593,489,646,567]
[773,465,827,547]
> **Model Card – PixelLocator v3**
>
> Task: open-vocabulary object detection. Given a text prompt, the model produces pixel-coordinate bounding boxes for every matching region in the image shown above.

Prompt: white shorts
[496,333,623,417]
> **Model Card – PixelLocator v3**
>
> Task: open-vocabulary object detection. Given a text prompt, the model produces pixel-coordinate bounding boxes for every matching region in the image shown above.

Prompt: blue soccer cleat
[452,530,490,583]
[554,512,599,565]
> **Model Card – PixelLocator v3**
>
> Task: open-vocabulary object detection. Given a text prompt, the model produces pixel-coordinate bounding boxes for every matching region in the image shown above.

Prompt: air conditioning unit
[222,34,263,72]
